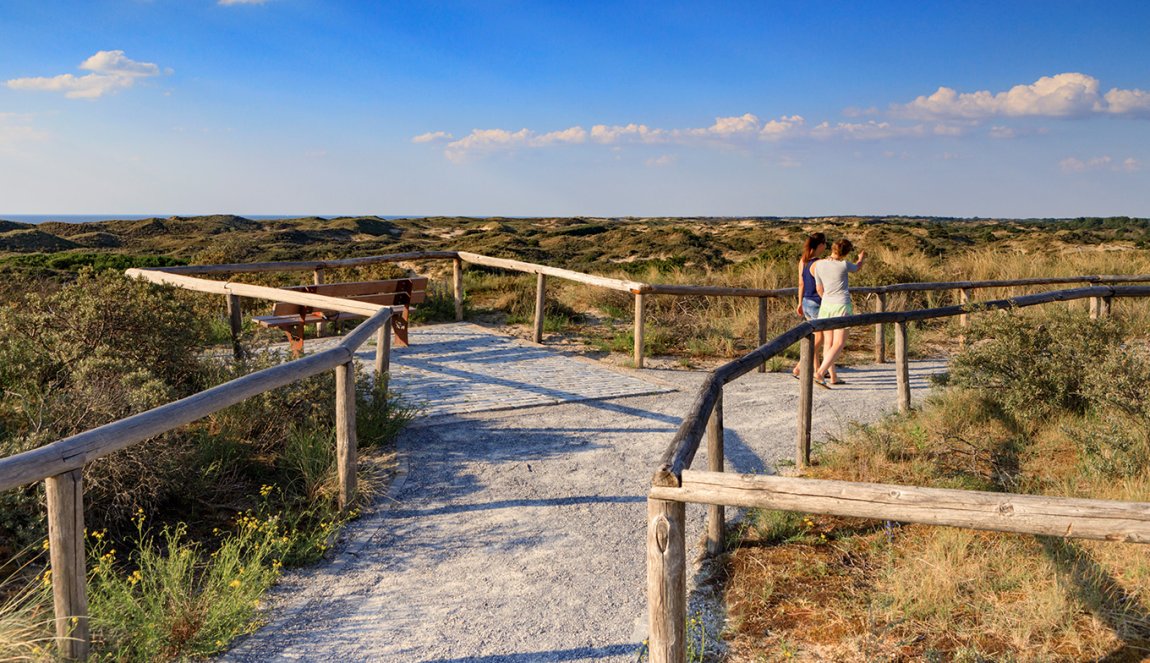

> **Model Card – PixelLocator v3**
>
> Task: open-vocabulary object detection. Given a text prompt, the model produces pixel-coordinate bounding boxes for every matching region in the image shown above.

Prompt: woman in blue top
[791,233,833,382]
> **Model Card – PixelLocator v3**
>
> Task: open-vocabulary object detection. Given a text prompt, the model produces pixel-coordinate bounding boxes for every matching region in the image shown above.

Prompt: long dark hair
[800,232,827,263]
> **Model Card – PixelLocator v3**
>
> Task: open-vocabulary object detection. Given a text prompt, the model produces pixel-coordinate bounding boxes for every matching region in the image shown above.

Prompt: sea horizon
[0,214,430,225]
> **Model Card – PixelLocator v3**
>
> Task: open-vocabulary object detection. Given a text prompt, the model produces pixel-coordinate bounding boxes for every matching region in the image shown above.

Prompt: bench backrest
[271,277,429,317]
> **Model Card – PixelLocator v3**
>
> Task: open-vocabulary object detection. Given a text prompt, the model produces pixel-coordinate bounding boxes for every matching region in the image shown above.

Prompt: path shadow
[420,643,637,662]
[389,495,646,518]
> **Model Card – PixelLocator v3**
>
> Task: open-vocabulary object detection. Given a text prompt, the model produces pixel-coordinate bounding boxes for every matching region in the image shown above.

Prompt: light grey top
[811,258,859,307]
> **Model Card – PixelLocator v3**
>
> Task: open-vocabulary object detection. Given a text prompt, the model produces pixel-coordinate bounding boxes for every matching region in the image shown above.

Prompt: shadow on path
[420,643,637,663]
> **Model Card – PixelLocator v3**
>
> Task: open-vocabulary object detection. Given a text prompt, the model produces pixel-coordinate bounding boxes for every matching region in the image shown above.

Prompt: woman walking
[792,232,829,381]
[812,238,866,388]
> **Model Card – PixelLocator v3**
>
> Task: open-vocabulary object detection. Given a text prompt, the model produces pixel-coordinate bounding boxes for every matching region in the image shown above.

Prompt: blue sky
[2,0,1149,217]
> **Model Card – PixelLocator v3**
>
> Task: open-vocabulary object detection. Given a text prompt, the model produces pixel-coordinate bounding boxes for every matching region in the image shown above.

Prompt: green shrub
[949,309,1123,421]
[87,514,285,661]
[1072,347,1150,477]
[0,271,211,549]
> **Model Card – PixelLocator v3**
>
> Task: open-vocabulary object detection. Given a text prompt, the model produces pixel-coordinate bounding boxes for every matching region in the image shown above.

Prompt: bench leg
[392,309,409,347]
[284,325,305,356]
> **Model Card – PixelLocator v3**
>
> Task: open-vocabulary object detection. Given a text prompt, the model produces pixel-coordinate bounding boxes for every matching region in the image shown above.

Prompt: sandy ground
[222,359,945,663]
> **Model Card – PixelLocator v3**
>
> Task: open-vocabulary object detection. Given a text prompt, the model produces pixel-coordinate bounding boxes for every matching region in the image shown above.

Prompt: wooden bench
[253,277,428,355]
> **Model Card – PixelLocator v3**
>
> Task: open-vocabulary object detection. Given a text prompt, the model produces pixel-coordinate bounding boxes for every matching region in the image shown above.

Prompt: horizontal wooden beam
[645,284,793,298]
[456,251,648,293]
[651,470,1150,544]
[0,308,394,493]
[126,269,387,317]
[641,275,1150,299]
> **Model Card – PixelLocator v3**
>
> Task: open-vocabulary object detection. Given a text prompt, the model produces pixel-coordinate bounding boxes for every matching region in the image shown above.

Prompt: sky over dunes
[1,1,1148,217]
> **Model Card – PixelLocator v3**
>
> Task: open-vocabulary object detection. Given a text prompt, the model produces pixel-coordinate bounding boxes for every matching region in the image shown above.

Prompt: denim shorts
[801,298,821,320]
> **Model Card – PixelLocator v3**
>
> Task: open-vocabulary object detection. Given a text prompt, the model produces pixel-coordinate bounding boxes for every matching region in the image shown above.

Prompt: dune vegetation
[2,214,1150,660]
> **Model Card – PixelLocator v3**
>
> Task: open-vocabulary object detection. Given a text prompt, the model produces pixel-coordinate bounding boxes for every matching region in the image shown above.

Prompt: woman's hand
[796,304,804,317]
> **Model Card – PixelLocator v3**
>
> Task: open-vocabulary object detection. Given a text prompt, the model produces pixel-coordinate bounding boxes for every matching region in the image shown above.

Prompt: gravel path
[224,329,945,663]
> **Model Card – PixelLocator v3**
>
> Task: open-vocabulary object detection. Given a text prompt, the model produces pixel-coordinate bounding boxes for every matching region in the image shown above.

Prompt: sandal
[814,376,832,390]
[830,378,847,385]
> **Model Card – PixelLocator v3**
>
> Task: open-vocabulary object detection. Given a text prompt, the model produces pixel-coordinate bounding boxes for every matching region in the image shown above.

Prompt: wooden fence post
[314,268,329,337]
[533,273,547,344]
[1102,296,1112,318]
[757,297,768,373]
[335,361,357,512]
[452,257,464,321]
[705,391,724,556]
[226,293,243,360]
[634,292,646,368]
[874,292,887,364]
[959,288,971,327]
[1090,297,1100,320]
[647,497,686,663]
[797,334,815,469]
[46,469,89,661]
[895,321,910,413]
[373,324,391,388]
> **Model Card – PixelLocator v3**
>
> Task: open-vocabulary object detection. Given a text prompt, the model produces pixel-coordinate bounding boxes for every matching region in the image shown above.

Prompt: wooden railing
[130,251,1150,368]
[0,282,399,659]
[7,249,1150,660]
[644,284,1150,663]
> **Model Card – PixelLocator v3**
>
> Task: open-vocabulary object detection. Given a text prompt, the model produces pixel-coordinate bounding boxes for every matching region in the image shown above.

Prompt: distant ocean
[2,214,420,225]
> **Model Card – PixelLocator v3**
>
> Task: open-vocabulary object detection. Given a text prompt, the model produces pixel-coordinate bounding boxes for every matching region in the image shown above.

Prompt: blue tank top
[801,260,821,304]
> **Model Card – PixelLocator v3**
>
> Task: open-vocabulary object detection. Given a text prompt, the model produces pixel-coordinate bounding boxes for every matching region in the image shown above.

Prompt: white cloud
[1059,155,1141,174]
[896,72,1150,120]
[759,115,805,139]
[6,50,165,99]
[810,120,925,141]
[534,126,587,145]
[430,113,815,160]
[645,154,676,167]
[412,131,453,144]
[590,123,668,144]
[420,72,1150,162]
[0,113,48,149]
[1104,88,1150,117]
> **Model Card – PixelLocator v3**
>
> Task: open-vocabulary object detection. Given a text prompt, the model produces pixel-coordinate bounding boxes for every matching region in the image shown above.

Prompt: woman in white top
[811,238,866,388]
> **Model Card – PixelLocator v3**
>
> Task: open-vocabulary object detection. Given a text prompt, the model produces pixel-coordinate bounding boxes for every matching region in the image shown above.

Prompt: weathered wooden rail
[0,277,400,660]
[645,284,1150,663]
[133,251,1150,368]
[7,249,1150,660]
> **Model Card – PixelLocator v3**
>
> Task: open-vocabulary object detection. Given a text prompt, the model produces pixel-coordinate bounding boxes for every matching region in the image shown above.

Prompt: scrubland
[2,214,1150,660]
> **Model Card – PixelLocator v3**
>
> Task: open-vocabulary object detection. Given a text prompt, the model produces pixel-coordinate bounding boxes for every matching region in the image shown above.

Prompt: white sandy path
[223,331,944,663]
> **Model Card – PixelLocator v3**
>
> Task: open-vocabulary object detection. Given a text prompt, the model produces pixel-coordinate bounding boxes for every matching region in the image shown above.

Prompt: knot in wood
[997,503,1014,515]
[654,516,671,553]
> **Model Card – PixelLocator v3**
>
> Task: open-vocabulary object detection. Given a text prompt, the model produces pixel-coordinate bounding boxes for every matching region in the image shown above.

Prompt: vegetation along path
[224,323,945,662]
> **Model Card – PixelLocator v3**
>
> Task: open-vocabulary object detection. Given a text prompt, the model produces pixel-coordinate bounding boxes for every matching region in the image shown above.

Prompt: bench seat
[253,277,428,355]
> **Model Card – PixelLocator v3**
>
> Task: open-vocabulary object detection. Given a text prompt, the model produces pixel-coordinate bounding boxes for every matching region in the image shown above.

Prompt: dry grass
[0,561,55,662]
[721,312,1150,661]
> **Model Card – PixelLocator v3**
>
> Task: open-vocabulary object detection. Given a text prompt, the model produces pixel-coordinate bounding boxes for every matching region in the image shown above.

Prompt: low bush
[950,308,1124,421]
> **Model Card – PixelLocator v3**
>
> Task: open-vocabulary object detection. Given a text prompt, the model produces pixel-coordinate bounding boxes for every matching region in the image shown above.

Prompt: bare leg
[794,330,825,377]
[816,329,848,379]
